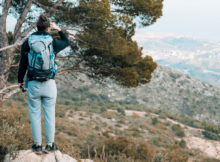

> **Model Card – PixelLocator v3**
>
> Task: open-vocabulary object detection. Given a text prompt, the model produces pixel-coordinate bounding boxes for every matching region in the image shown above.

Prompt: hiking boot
[32,144,43,155]
[43,143,57,153]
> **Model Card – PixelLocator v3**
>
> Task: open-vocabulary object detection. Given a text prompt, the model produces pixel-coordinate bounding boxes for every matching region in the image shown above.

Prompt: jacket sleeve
[53,30,70,55]
[17,39,29,83]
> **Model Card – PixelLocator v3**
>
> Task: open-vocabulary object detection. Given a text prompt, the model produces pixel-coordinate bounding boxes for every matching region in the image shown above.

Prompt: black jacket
[17,30,70,83]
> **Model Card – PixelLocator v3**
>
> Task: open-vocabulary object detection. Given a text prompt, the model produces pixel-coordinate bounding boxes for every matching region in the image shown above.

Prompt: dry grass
[3,97,218,161]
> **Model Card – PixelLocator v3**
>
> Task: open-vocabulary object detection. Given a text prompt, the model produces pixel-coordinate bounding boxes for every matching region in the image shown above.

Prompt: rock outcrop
[4,150,93,162]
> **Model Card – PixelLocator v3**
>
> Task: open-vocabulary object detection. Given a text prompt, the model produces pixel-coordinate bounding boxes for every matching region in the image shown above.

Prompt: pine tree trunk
[0,15,14,104]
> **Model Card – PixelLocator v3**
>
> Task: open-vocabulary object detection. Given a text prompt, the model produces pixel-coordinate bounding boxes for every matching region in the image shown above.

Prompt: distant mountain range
[133,33,220,88]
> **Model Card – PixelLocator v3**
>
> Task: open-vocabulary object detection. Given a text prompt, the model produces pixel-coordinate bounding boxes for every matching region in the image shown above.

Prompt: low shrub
[117,107,125,115]
[88,136,156,161]
[171,124,185,137]
[202,131,220,141]
[152,117,158,125]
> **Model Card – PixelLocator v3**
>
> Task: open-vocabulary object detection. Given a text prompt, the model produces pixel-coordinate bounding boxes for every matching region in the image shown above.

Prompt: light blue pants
[27,79,57,145]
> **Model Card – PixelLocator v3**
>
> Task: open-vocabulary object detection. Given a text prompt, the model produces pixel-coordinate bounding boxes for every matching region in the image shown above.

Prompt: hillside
[2,98,220,161]
[57,65,220,125]
[1,65,220,161]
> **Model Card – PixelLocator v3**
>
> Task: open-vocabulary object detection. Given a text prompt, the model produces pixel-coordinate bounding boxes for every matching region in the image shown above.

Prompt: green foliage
[171,124,185,137]
[201,122,220,140]
[169,72,181,82]
[111,0,163,26]
[202,131,220,141]
[179,139,186,148]
[175,139,186,149]
[201,158,220,162]
[100,107,107,113]
[152,137,164,147]
[53,0,159,87]
[164,112,201,129]
[11,93,26,103]
[202,122,220,134]
[7,0,162,88]
[152,117,158,125]
[117,107,125,115]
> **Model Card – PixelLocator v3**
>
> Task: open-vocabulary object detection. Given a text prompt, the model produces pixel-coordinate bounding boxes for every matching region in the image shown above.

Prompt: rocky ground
[3,150,93,162]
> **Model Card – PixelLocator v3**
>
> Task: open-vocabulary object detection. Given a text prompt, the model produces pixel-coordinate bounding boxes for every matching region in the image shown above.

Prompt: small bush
[152,117,158,125]
[12,94,25,103]
[117,107,125,115]
[202,158,220,162]
[171,124,185,137]
[94,126,100,131]
[179,139,187,148]
[56,111,65,118]
[202,131,220,141]
[100,107,107,113]
[202,122,220,134]
[89,136,156,161]
[166,144,189,162]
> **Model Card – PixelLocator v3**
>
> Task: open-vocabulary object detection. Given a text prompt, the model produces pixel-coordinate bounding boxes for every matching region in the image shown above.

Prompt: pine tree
[0,0,163,101]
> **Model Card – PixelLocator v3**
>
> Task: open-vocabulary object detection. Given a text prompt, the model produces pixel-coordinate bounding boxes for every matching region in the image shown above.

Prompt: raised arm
[51,23,70,55]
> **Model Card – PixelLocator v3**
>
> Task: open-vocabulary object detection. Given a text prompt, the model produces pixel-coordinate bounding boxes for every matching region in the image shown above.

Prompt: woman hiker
[17,14,70,154]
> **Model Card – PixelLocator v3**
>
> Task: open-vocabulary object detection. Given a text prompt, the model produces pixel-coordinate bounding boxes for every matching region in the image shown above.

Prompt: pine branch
[33,0,49,12]
[54,0,64,8]
[2,88,20,101]
[47,0,65,15]
[0,0,65,52]
[16,0,65,41]
[0,42,22,52]
[0,84,19,94]
[16,23,37,42]
[10,63,19,67]
[58,66,91,74]
[14,0,33,41]
[2,0,11,16]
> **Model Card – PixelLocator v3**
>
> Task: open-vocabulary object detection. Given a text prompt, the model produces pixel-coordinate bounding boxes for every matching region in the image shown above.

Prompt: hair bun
[37,14,50,31]
[39,14,48,21]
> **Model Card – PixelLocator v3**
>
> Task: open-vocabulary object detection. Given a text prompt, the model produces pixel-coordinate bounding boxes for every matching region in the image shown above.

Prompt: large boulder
[3,150,93,162]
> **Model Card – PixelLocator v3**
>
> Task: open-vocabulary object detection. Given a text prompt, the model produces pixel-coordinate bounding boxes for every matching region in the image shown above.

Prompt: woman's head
[36,14,50,31]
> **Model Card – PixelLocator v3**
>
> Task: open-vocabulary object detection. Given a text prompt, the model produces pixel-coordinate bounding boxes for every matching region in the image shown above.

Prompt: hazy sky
[3,0,220,42]
[136,0,220,42]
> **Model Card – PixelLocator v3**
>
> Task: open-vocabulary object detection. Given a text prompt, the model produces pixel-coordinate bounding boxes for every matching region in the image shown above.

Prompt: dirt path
[121,109,220,160]
[166,117,220,159]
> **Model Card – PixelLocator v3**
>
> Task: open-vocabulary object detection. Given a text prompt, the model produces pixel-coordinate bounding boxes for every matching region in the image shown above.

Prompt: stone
[3,150,93,162]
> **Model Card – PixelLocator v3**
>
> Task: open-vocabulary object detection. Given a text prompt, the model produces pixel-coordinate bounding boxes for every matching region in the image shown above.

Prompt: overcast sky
[136,0,220,42]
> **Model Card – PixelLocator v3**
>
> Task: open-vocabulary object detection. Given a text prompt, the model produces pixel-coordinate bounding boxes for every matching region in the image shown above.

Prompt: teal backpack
[27,34,58,81]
